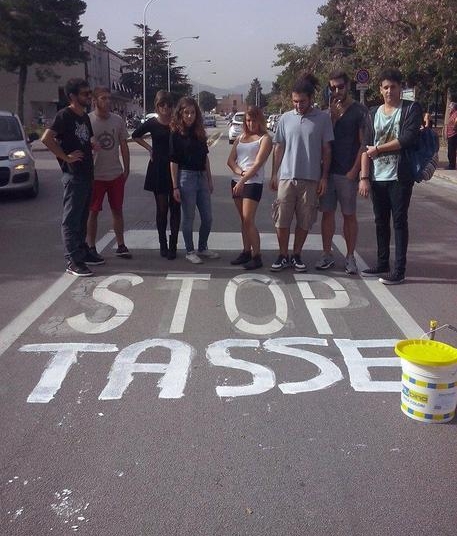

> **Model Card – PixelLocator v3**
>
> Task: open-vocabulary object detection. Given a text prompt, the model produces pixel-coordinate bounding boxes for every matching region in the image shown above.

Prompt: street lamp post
[167,36,199,93]
[142,0,158,118]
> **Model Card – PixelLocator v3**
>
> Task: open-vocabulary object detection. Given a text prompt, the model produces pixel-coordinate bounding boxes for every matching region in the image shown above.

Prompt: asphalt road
[1,120,457,535]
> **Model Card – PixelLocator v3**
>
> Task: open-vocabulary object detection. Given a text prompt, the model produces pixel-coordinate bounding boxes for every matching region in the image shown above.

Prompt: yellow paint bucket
[395,339,457,423]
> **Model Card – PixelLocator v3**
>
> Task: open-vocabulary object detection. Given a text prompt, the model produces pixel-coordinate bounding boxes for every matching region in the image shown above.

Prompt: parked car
[203,114,217,128]
[0,111,39,198]
[228,112,245,144]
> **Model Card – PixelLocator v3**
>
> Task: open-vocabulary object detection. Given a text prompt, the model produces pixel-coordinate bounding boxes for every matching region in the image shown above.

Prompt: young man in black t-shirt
[42,78,102,276]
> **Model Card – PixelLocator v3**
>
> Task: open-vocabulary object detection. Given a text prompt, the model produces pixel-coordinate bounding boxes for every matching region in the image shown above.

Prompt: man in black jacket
[361,68,422,285]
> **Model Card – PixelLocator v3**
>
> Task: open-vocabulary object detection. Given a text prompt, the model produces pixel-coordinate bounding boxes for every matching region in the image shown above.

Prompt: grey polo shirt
[273,108,334,181]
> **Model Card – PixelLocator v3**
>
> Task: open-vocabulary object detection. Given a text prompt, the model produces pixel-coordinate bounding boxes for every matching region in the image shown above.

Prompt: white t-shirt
[89,112,128,180]
[232,135,265,184]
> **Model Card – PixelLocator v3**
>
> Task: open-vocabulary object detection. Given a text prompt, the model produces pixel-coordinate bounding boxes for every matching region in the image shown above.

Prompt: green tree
[245,78,267,108]
[121,25,190,113]
[96,29,108,47]
[198,91,217,112]
[0,0,88,122]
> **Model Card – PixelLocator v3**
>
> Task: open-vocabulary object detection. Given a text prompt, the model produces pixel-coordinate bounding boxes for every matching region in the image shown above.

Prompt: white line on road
[0,232,115,359]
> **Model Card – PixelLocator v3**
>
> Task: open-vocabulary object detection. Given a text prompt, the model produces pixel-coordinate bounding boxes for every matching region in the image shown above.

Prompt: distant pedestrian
[445,97,457,170]
[41,78,95,277]
[227,106,272,270]
[87,86,131,261]
[132,90,180,259]
[316,70,370,275]
[170,97,219,264]
[270,75,333,272]
[361,68,422,285]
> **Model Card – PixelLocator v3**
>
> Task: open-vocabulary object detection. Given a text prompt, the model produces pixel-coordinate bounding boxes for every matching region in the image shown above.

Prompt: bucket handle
[421,323,457,340]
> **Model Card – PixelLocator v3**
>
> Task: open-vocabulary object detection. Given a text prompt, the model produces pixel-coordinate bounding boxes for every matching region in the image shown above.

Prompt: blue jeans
[371,179,414,276]
[179,170,212,253]
[61,173,92,264]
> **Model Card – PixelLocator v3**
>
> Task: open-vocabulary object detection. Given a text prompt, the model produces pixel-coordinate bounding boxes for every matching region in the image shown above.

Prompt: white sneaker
[198,249,220,259]
[186,251,203,264]
[345,254,358,275]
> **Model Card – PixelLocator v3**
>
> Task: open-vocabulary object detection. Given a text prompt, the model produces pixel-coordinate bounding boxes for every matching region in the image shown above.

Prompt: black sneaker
[116,244,132,259]
[84,246,105,265]
[291,254,307,272]
[244,254,263,270]
[270,254,290,272]
[361,266,390,277]
[66,261,93,277]
[379,272,405,285]
[231,251,251,265]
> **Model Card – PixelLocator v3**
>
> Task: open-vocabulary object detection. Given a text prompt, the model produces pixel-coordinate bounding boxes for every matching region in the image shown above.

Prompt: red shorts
[90,174,126,212]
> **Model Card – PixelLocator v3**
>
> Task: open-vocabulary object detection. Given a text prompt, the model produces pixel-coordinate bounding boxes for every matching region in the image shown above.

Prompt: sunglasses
[330,83,346,92]
[158,102,172,108]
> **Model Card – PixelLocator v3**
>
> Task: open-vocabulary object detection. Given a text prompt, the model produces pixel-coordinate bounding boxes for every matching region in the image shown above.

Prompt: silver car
[228,112,245,144]
[0,111,39,198]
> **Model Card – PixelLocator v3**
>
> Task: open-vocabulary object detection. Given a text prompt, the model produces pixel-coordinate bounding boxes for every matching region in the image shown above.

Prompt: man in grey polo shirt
[270,76,333,272]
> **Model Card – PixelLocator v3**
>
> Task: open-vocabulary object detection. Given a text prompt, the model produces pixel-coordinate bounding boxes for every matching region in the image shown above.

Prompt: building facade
[0,40,137,127]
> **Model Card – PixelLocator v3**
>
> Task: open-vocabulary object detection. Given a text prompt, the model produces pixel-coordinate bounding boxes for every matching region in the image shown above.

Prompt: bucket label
[402,386,428,404]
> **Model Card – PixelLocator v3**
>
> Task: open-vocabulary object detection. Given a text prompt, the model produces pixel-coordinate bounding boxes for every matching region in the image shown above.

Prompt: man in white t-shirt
[87,86,131,260]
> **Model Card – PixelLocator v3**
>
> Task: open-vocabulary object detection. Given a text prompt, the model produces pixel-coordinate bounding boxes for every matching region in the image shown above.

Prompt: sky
[80,0,325,93]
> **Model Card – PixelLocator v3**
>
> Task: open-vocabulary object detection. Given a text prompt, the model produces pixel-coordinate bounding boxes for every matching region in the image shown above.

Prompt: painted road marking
[0,231,423,362]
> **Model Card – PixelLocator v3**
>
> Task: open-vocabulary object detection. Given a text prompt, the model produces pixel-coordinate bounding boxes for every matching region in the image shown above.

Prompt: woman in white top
[227,106,272,269]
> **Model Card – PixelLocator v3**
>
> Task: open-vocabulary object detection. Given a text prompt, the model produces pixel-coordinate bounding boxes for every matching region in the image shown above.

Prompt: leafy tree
[121,25,191,113]
[96,29,108,47]
[198,91,217,112]
[245,78,268,108]
[0,0,88,122]
[339,0,457,96]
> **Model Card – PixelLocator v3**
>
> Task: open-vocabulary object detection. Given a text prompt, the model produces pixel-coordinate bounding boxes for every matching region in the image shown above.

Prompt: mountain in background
[191,80,274,98]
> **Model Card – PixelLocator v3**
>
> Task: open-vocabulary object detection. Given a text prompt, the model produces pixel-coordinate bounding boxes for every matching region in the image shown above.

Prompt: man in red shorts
[87,86,131,261]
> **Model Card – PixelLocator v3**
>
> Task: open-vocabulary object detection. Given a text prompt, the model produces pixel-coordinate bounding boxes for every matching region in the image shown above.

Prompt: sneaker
[66,261,93,277]
[116,244,132,259]
[379,272,405,285]
[361,266,390,277]
[231,251,251,265]
[198,249,220,259]
[84,246,105,265]
[315,254,335,270]
[244,254,263,270]
[291,254,307,272]
[186,251,203,264]
[270,254,290,272]
[345,254,358,275]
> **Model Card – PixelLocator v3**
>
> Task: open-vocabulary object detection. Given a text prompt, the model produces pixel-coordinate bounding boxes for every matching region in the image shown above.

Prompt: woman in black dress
[132,90,180,259]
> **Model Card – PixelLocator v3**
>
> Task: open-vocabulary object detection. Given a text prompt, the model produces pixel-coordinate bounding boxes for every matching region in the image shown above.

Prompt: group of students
[132,92,274,269]
[42,67,422,285]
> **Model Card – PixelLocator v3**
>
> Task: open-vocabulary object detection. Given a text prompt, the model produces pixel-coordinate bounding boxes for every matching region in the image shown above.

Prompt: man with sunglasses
[41,78,96,276]
[316,70,370,275]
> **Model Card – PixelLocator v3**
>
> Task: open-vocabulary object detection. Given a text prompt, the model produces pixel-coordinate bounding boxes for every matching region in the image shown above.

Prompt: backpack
[405,103,440,183]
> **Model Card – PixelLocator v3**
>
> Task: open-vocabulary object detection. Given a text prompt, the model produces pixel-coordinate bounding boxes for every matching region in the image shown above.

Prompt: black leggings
[154,192,181,242]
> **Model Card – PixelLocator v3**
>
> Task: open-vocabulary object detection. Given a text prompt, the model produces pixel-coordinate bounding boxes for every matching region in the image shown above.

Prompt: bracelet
[375,146,379,155]
[173,187,179,190]
[360,177,370,181]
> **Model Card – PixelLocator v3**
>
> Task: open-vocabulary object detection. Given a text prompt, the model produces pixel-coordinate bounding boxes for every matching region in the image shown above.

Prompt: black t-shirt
[169,131,208,171]
[50,107,94,176]
[331,101,370,175]
[132,118,171,192]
